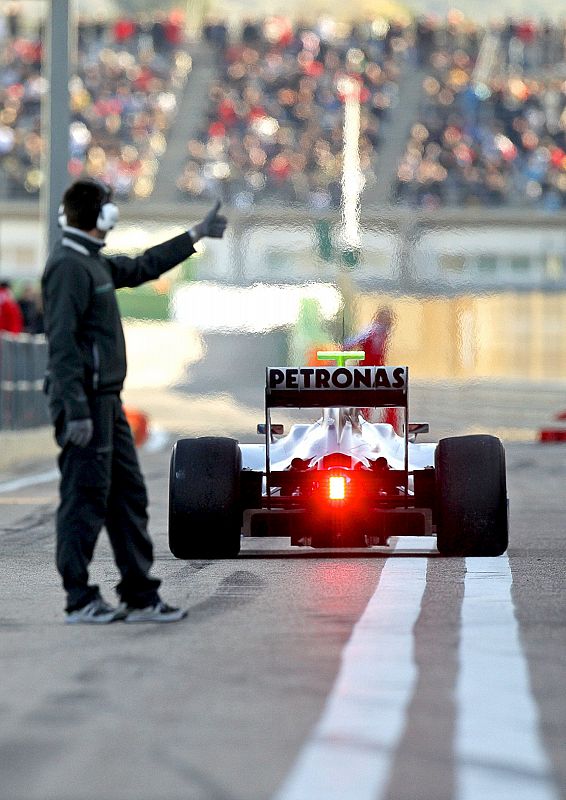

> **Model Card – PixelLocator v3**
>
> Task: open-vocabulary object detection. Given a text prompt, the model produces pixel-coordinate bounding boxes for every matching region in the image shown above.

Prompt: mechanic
[344,305,397,426]
[42,179,227,624]
[345,306,394,367]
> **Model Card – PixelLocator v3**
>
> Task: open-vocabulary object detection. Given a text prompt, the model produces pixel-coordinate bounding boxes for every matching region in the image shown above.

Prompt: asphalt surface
[0,438,565,800]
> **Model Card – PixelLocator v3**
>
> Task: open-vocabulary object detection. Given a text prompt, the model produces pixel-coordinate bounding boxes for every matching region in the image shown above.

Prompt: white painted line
[457,555,559,800]
[388,535,438,553]
[0,429,170,496]
[0,469,59,494]
[273,556,427,800]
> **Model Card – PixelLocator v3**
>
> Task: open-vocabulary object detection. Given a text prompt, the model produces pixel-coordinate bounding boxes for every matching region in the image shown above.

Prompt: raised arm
[107,231,196,289]
[108,201,227,289]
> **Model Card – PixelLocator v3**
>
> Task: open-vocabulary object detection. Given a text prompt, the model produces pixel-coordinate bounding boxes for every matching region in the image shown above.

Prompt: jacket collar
[61,227,105,256]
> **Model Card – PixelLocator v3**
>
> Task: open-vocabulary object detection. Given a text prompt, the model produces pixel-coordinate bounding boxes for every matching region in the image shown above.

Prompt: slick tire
[435,434,508,557]
[169,437,241,559]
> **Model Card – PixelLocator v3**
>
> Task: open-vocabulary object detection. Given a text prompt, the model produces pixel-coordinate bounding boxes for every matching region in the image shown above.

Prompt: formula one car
[168,352,508,558]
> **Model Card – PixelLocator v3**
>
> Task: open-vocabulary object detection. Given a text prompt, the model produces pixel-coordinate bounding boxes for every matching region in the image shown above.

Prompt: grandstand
[1,7,566,210]
[0,9,189,200]
[395,17,566,209]
[175,17,410,209]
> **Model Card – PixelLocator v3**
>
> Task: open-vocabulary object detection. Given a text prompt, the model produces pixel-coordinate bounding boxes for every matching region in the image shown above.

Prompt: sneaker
[66,597,122,624]
[122,601,187,624]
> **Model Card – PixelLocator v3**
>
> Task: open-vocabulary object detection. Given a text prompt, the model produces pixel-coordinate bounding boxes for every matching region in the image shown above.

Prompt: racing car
[168,352,508,558]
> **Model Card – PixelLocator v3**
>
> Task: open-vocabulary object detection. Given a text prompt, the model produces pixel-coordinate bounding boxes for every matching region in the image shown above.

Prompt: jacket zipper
[92,342,100,391]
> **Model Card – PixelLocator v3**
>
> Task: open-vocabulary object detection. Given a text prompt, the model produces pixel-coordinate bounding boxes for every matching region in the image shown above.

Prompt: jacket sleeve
[42,258,92,420]
[107,231,196,289]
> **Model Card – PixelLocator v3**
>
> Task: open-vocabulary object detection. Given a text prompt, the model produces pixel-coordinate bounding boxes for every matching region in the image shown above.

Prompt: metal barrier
[0,333,50,430]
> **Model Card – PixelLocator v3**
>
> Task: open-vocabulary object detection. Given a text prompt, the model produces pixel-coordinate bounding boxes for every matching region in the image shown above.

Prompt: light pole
[41,0,72,256]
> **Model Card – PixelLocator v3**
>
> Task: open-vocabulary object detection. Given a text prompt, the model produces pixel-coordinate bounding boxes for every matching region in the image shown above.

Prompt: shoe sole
[123,611,188,624]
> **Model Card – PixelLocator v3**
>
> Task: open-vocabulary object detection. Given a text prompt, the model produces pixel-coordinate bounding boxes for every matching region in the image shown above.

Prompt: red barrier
[538,428,566,443]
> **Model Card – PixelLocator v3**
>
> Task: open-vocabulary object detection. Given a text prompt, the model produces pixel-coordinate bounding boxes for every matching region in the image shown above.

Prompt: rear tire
[169,437,241,559]
[435,434,508,556]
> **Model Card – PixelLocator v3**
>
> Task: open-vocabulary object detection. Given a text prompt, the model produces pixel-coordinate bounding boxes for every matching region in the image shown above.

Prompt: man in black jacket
[42,179,227,623]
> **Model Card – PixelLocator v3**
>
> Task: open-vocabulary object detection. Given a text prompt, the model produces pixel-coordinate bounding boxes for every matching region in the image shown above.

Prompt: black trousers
[55,394,161,612]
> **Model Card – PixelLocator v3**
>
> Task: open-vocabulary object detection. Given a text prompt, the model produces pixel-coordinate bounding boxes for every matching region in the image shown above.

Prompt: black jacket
[42,228,196,420]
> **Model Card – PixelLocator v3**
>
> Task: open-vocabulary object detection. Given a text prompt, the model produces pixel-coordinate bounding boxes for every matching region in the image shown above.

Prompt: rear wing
[265,366,408,409]
[263,365,411,503]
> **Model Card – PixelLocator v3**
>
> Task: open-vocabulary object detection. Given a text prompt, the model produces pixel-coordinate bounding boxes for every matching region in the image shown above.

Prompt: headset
[96,188,120,232]
[58,180,120,232]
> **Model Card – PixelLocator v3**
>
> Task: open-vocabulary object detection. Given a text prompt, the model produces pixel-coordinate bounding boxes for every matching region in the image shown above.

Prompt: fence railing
[0,333,50,430]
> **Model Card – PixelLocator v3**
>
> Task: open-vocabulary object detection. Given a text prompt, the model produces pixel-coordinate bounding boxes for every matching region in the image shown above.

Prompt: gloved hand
[65,418,93,448]
[190,200,227,242]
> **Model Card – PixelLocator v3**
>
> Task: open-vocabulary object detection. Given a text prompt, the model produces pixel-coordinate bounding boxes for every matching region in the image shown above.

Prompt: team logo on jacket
[267,366,407,391]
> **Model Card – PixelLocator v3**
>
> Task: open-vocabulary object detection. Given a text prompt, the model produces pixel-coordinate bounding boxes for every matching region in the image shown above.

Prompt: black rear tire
[435,434,508,556]
[169,437,241,559]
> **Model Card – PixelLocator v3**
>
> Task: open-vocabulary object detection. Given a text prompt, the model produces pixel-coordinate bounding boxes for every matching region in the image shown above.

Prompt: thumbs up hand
[190,200,227,242]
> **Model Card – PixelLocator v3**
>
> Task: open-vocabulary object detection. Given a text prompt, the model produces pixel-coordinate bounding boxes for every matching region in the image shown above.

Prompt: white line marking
[457,555,559,800]
[0,429,169,499]
[0,431,168,497]
[388,535,438,553]
[0,428,171,494]
[0,469,59,494]
[273,556,427,800]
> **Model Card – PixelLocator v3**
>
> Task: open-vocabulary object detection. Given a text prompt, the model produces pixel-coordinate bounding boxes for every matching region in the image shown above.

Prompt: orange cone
[124,407,150,447]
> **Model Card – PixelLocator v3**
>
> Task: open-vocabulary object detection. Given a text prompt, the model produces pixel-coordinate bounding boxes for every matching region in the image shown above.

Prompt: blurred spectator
[0,280,24,333]
[203,18,228,51]
[17,282,44,333]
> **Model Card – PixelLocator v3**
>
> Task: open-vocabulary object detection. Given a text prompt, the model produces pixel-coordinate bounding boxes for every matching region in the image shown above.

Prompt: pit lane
[0,433,565,800]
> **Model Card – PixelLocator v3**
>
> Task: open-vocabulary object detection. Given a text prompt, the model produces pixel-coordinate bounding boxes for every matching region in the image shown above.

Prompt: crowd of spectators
[177,16,414,209]
[395,15,566,209]
[0,9,189,200]
[3,7,566,211]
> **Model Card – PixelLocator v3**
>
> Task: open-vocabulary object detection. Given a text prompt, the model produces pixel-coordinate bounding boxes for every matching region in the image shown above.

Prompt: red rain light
[329,475,346,500]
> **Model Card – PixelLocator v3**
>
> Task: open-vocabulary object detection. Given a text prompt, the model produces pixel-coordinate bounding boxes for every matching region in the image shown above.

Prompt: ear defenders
[96,197,120,232]
[57,181,120,231]
[93,180,119,231]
